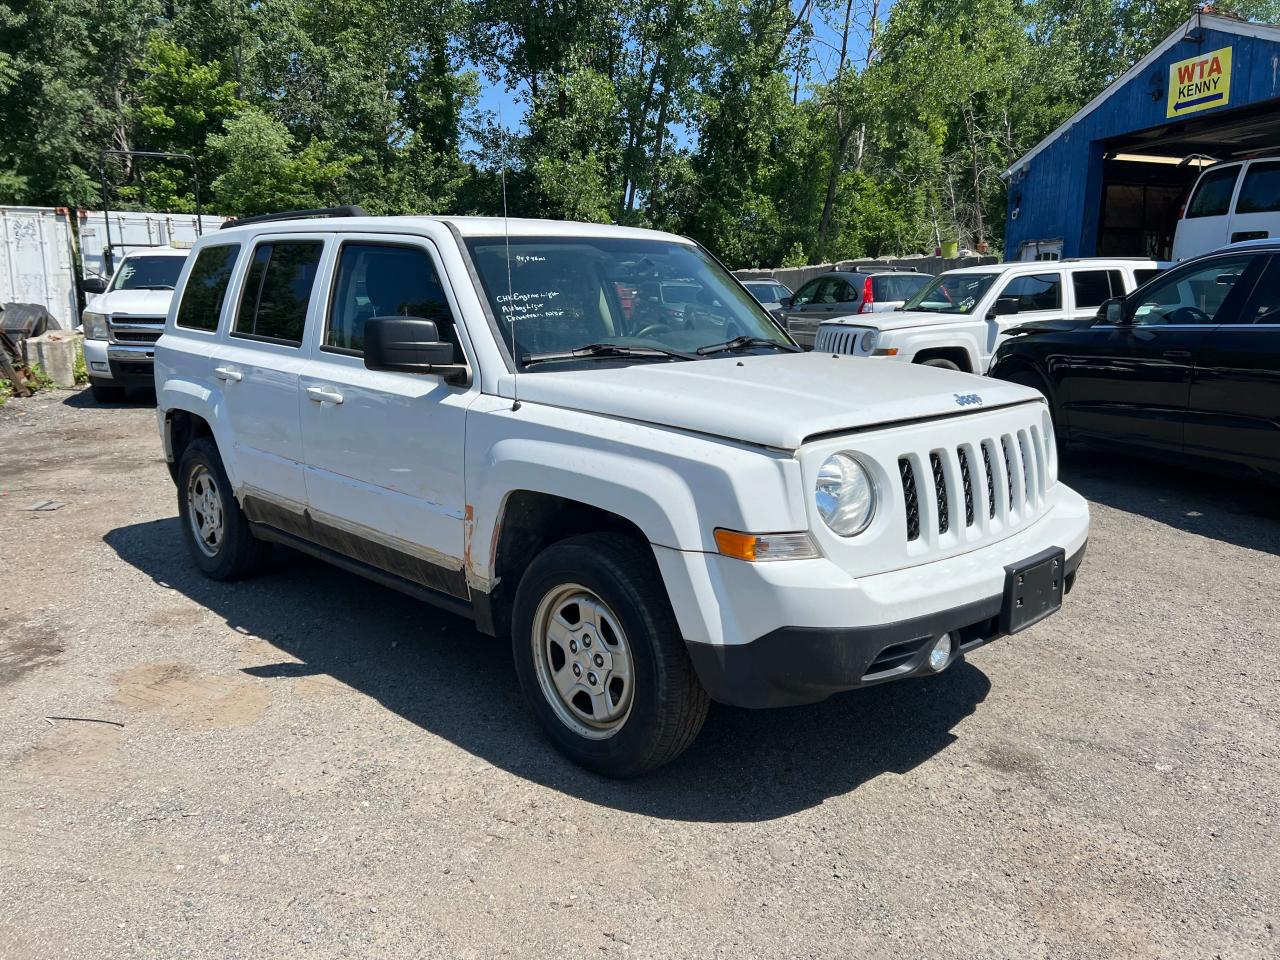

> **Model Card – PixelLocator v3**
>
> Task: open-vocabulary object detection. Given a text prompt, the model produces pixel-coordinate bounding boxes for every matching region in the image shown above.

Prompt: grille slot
[957,447,975,527]
[929,452,949,534]
[1000,435,1016,510]
[981,441,996,518]
[899,458,920,541]
[1017,430,1035,508]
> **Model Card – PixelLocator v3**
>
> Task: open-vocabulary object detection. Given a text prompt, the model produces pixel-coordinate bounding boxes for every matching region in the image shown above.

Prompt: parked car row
[152,209,1090,777]
[811,243,1279,485]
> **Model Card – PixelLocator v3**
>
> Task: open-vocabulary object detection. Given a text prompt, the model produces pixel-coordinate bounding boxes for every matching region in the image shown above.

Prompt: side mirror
[989,298,1018,318]
[363,317,468,385]
[1101,298,1127,325]
[779,296,793,309]
[80,277,107,295]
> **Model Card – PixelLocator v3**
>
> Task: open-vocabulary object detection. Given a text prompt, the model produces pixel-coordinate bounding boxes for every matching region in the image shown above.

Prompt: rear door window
[1235,161,1280,215]
[997,273,1063,312]
[175,244,240,331]
[1235,256,1280,324]
[1071,270,1123,309]
[1186,165,1241,218]
[233,241,324,346]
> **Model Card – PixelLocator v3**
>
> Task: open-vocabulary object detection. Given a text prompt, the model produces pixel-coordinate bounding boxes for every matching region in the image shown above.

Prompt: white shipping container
[78,209,226,281]
[0,206,79,329]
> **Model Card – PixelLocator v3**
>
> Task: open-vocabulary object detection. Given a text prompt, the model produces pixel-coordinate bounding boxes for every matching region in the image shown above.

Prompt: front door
[1060,254,1255,454]
[214,235,327,511]
[1186,253,1280,478]
[298,236,476,599]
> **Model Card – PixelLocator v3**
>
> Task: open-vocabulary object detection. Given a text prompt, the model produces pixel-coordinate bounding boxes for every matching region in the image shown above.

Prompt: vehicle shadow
[1060,446,1280,555]
[105,517,991,823]
[61,387,156,409]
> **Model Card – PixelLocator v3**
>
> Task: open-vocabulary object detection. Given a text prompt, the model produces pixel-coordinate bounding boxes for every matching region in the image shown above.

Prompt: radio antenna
[501,112,520,412]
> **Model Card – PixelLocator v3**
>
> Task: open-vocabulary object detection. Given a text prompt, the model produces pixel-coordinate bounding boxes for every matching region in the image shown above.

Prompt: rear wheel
[176,437,267,580]
[512,533,709,777]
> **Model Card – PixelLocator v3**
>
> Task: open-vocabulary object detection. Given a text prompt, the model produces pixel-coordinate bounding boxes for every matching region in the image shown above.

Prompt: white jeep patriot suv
[154,209,1090,776]
[814,258,1162,373]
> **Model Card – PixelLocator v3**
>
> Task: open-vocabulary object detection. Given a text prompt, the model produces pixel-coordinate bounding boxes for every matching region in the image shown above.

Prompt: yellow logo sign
[1167,47,1232,118]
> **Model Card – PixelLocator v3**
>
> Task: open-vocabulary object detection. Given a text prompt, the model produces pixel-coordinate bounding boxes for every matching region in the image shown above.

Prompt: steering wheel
[1165,305,1213,325]
[634,322,673,339]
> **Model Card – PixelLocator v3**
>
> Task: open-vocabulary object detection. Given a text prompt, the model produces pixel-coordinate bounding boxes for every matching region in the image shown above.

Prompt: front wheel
[919,357,961,371]
[512,533,709,777]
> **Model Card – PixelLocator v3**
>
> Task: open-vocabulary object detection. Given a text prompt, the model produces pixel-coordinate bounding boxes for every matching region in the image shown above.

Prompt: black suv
[990,240,1280,483]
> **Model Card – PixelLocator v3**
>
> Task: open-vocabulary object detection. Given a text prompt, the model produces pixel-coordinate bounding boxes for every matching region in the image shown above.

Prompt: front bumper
[686,542,1085,707]
[85,340,156,385]
[656,484,1090,707]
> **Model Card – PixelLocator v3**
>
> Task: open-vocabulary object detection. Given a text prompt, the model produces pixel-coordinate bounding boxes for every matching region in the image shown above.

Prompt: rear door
[213,234,327,511]
[1067,268,1124,321]
[297,234,477,599]
[1060,254,1256,453]
[1185,252,1279,478]
[1173,163,1241,260]
[786,276,855,346]
[1226,159,1280,246]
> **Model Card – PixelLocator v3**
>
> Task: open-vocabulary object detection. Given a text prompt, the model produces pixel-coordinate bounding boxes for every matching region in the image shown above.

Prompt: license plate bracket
[1001,547,1065,634]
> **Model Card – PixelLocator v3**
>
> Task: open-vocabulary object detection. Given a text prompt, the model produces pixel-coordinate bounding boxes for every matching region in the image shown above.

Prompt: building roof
[1004,13,1280,179]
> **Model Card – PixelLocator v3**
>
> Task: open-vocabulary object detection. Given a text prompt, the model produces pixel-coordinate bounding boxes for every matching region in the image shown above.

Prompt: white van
[1172,156,1280,261]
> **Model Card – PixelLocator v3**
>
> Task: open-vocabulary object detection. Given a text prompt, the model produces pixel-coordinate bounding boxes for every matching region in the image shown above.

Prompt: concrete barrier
[735,254,999,290]
[25,330,83,388]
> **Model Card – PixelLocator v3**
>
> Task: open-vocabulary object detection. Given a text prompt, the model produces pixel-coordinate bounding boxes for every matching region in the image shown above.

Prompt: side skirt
[249,522,475,622]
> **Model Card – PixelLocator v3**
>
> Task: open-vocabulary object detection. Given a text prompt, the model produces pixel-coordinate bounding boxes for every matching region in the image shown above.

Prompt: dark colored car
[990,240,1280,483]
[782,269,931,348]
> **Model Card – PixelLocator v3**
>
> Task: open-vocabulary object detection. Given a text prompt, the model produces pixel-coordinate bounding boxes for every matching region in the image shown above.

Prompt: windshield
[110,255,186,291]
[465,236,791,369]
[902,272,997,314]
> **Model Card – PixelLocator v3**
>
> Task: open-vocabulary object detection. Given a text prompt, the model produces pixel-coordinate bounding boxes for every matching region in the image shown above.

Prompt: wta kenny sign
[1167,47,1232,118]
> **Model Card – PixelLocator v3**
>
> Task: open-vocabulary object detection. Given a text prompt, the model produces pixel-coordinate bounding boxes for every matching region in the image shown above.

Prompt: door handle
[1162,350,1192,361]
[213,365,242,382]
[306,385,344,405]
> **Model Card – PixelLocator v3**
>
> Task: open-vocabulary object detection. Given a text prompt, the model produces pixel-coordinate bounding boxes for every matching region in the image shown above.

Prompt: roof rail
[219,205,369,230]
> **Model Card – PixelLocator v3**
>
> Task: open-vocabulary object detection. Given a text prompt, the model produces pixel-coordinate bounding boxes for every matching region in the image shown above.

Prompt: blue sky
[470,0,892,146]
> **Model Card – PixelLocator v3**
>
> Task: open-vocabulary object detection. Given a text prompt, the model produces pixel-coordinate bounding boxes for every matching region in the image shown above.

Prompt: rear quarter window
[1236,161,1280,215]
[175,244,240,331]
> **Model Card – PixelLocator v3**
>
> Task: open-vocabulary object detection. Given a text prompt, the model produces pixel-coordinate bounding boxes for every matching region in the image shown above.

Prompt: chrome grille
[108,316,165,346]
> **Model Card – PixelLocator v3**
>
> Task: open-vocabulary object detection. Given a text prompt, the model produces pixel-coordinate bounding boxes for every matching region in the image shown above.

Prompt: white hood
[828,309,977,332]
[86,288,175,319]
[508,351,1040,449]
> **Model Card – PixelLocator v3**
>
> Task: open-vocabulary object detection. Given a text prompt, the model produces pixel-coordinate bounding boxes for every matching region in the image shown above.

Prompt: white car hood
[510,351,1038,449]
[826,309,977,332]
[86,289,174,318]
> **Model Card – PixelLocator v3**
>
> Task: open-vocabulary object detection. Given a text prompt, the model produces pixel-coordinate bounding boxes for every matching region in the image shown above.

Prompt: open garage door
[1096,97,1280,259]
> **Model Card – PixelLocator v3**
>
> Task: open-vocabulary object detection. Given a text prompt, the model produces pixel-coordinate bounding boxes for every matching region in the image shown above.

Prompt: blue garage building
[1004,12,1280,261]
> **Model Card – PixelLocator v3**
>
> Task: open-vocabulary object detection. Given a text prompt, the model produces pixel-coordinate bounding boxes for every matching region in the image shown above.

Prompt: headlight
[859,330,877,353]
[82,311,108,340]
[815,453,877,536]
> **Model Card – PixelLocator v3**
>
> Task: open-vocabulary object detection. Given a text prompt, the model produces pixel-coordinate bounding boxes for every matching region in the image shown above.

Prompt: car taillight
[857,277,874,313]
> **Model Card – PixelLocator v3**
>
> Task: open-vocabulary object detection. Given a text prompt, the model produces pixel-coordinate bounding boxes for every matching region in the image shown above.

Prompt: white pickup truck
[154,210,1090,776]
[814,258,1162,373]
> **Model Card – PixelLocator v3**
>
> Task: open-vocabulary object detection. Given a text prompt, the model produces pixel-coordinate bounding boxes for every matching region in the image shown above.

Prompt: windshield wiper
[135,284,175,290]
[522,343,698,367]
[696,335,801,355]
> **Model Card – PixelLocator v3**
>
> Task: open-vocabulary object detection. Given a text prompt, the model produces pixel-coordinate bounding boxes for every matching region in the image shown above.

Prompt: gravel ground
[1,386,1278,960]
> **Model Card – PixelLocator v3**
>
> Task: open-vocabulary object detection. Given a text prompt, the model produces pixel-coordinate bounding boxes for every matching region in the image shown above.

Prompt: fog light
[928,634,953,672]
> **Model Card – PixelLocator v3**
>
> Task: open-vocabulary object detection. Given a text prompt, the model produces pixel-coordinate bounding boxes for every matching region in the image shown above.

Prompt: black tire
[1003,367,1066,451]
[919,357,961,371]
[512,533,710,778]
[176,437,267,580]
[89,381,126,403]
